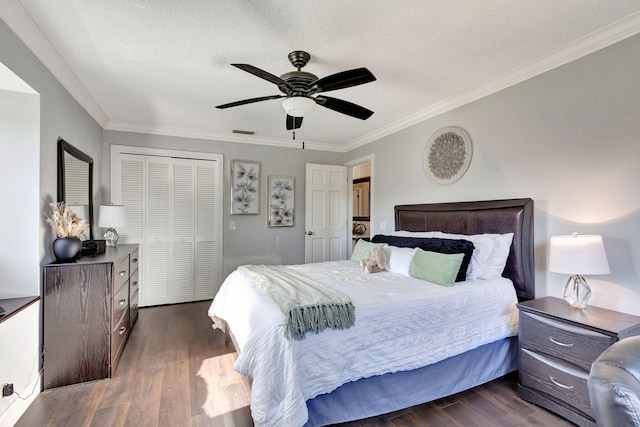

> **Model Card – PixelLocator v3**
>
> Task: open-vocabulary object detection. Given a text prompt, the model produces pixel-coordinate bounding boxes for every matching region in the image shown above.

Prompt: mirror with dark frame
[57,138,94,240]
[352,177,370,221]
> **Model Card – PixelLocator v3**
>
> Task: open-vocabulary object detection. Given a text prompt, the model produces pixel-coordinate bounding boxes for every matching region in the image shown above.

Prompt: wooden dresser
[518,296,640,426]
[43,244,139,389]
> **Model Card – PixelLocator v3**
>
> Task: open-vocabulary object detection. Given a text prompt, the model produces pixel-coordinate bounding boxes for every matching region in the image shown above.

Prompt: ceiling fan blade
[286,115,303,130]
[310,68,376,93]
[216,95,284,109]
[315,96,374,120]
[232,64,293,94]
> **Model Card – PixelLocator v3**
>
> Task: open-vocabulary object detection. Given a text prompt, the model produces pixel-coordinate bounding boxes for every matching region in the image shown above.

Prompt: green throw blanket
[238,265,356,340]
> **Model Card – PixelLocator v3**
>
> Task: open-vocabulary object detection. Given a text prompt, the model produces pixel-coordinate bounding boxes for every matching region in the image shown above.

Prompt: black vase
[52,237,82,263]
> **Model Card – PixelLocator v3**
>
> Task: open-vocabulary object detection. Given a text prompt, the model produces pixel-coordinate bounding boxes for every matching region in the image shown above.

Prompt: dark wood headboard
[394,198,534,301]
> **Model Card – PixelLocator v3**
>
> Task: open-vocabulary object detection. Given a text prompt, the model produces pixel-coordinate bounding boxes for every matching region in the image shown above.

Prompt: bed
[208,198,534,427]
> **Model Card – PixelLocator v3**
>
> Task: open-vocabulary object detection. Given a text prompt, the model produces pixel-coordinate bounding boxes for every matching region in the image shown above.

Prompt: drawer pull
[119,270,126,277]
[119,299,127,306]
[549,336,574,348]
[549,376,574,391]
[132,281,138,287]
[119,326,127,335]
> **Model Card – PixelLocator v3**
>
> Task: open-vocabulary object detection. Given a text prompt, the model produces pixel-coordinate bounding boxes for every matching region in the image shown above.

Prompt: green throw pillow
[409,249,464,287]
[351,239,386,262]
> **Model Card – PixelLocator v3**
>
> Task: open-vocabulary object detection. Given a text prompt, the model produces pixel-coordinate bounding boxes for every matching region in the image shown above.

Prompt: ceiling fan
[216,51,376,131]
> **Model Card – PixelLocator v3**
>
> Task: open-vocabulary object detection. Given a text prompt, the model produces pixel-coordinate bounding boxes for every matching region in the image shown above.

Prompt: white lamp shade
[97,205,127,228]
[549,234,610,275]
[281,97,316,117]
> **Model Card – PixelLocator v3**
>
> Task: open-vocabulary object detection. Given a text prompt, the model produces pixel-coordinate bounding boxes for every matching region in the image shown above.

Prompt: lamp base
[562,275,592,309]
[104,228,119,247]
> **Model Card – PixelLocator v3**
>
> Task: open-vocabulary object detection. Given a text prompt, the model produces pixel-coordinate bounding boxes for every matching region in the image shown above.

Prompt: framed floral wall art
[267,176,294,227]
[231,160,260,214]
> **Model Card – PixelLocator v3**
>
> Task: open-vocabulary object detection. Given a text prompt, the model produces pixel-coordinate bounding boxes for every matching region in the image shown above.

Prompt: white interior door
[305,163,348,263]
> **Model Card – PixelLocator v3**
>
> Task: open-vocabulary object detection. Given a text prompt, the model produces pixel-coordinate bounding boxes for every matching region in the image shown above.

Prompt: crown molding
[4,0,639,154]
[344,11,640,152]
[1,1,109,127]
[104,122,345,152]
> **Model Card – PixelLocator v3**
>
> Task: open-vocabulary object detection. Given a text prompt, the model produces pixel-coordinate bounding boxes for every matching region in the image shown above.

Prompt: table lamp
[98,205,126,247]
[549,233,610,308]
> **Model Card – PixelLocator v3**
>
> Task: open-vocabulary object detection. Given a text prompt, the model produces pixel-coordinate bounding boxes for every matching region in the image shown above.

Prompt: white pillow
[391,230,495,280]
[477,233,514,280]
[424,231,513,280]
[383,246,417,277]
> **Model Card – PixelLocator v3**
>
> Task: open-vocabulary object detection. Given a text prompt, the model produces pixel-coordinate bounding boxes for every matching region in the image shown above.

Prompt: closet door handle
[119,270,126,277]
[119,299,127,306]
[132,258,138,263]
[119,326,127,335]
[132,281,138,287]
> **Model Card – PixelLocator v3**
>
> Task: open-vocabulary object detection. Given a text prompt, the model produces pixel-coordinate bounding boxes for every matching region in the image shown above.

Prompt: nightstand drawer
[520,349,593,419]
[520,311,615,371]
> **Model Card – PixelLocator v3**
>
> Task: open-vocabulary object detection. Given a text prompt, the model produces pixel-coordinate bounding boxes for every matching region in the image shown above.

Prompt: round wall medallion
[423,126,473,185]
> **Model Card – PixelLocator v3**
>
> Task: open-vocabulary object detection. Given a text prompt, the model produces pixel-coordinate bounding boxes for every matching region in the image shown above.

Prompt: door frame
[346,154,374,259]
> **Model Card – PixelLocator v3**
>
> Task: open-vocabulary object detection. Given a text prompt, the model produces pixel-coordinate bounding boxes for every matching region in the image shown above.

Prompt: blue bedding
[305,336,518,426]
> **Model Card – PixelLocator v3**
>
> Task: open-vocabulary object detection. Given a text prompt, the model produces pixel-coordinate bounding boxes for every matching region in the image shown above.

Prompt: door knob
[306,231,313,236]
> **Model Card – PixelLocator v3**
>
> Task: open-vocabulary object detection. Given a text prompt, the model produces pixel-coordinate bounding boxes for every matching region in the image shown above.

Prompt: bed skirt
[305,336,518,427]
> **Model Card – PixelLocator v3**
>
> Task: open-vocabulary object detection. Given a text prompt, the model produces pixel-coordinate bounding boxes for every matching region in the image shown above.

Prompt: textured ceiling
[3,1,640,151]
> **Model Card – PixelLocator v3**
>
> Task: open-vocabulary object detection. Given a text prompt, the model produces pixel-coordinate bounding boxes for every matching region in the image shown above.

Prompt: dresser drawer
[112,279,129,326]
[520,349,593,419]
[520,311,615,371]
[129,268,139,298]
[113,254,130,291]
[130,288,139,327]
[130,248,140,275]
[111,309,130,372]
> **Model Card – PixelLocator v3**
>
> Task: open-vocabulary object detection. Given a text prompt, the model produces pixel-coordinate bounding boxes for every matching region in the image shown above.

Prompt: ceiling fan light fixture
[282,97,316,118]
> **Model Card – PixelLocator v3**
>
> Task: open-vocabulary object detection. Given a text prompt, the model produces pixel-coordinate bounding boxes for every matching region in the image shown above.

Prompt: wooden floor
[17,301,573,427]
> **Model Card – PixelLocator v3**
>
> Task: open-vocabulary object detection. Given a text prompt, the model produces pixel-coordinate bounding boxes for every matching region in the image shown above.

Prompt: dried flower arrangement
[45,202,89,238]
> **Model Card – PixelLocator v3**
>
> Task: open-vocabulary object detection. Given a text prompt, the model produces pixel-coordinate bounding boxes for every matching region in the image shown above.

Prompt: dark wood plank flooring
[17,301,573,427]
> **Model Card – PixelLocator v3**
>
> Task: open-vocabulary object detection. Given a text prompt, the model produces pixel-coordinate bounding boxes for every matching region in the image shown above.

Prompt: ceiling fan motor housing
[279,71,318,95]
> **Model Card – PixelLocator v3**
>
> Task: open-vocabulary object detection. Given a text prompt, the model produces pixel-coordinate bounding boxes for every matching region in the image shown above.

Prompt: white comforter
[208,260,518,427]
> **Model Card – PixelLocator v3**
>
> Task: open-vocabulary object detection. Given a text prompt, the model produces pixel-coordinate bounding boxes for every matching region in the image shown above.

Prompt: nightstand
[517,296,640,427]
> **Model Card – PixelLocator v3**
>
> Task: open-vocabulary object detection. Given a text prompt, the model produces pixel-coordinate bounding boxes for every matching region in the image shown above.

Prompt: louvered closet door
[115,151,221,307]
[118,154,145,299]
[171,159,195,303]
[195,159,219,299]
[145,156,171,305]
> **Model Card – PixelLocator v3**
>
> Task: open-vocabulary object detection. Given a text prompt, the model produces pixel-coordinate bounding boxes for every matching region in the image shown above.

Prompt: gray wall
[0,20,104,270]
[0,18,104,422]
[347,34,640,315]
[0,88,39,297]
[102,130,343,278]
